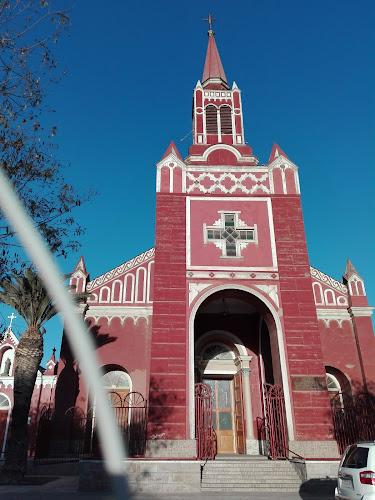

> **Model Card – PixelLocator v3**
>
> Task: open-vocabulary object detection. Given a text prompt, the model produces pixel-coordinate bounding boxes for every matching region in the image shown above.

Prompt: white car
[335,442,375,499]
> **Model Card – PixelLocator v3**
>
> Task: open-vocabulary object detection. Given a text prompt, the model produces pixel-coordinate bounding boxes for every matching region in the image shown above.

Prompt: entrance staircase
[201,455,303,493]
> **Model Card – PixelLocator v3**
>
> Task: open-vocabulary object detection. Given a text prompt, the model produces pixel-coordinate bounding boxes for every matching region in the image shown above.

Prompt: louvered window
[206,105,218,134]
[220,106,232,135]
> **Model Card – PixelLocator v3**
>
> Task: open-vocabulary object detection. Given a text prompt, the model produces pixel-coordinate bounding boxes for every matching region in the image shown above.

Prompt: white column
[241,367,254,439]
[234,356,253,439]
[217,108,221,143]
[235,355,259,454]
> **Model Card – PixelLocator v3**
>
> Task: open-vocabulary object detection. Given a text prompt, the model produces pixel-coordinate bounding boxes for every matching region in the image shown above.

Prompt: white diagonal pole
[0,167,128,498]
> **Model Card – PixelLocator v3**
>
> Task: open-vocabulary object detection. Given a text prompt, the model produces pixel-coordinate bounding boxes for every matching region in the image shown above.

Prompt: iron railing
[332,392,375,454]
[34,391,147,464]
[264,383,288,459]
[195,383,215,460]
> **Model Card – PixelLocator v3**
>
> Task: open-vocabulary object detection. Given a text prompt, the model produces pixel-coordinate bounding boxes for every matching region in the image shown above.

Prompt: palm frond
[0,268,58,328]
[0,268,88,329]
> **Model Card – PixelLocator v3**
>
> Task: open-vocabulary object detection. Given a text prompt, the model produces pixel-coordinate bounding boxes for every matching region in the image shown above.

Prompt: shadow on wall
[54,320,117,418]
[328,378,375,455]
[27,403,45,458]
[146,375,180,453]
[351,378,375,398]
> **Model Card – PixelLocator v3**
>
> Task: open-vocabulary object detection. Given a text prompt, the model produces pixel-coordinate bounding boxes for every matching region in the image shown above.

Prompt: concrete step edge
[202,477,301,482]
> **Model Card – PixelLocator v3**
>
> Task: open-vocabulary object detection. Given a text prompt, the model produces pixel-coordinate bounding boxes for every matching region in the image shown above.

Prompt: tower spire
[202,15,228,89]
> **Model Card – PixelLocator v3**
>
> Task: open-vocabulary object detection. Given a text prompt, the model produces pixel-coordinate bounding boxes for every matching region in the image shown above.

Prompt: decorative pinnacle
[203,13,217,36]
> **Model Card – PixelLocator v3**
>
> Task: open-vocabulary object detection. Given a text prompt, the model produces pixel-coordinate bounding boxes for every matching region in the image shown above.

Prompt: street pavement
[0,475,336,500]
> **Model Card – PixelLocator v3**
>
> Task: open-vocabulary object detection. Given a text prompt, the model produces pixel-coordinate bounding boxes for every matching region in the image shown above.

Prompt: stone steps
[201,457,302,492]
[203,471,298,481]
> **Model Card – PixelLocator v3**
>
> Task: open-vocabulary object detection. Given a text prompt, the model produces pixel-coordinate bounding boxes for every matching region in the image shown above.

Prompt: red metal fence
[331,392,375,454]
[264,383,288,459]
[195,381,287,460]
[195,383,215,460]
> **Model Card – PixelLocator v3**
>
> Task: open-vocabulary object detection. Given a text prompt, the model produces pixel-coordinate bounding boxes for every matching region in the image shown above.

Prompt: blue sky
[1,1,374,365]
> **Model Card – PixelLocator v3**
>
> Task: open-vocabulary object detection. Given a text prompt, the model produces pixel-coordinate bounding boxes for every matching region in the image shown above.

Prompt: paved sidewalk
[0,475,336,500]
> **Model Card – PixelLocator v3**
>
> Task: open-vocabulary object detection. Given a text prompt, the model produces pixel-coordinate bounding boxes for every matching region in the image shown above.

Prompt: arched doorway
[0,393,11,457]
[190,286,292,455]
[0,346,14,376]
[96,368,147,457]
[196,339,243,454]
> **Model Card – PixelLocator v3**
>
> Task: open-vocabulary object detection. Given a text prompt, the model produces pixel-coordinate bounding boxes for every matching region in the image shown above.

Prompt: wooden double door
[203,374,245,454]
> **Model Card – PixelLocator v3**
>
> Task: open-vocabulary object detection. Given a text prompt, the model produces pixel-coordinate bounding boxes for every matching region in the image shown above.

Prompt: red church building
[65,24,375,461]
[1,23,374,482]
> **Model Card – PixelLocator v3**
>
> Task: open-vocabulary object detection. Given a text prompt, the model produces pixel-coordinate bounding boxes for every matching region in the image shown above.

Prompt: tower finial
[203,13,217,36]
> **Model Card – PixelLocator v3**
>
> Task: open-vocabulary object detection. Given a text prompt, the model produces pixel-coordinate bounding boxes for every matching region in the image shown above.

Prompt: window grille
[206,105,218,134]
[220,106,232,135]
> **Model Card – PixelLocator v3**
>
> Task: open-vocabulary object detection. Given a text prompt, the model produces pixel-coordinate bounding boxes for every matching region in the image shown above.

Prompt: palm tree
[0,268,60,482]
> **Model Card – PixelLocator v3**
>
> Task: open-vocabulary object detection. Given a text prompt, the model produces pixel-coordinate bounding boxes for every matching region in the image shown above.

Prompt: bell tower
[188,18,258,165]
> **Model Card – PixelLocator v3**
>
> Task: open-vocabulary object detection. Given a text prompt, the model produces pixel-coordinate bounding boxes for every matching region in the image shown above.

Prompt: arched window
[324,289,336,305]
[99,286,110,303]
[220,106,232,135]
[0,394,11,409]
[201,343,233,360]
[136,267,146,302]
[100,370,132,408]
[101,370,131,390]
[312,282,324,305]
[326,373,343,407]
[206,105,218,134]
[111,280,123,303]
[124,274,135,302]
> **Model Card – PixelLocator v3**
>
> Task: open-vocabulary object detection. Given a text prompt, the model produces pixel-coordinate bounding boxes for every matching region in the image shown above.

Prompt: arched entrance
[0,393,11,457]
[190,286,293,455]
[0,346,14,376]
[97,368,147,457]
[198,341,241,453]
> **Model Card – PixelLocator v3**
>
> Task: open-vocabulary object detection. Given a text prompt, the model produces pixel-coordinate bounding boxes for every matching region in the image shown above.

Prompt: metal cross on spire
[203,14,217,32]
[7,312,16,329]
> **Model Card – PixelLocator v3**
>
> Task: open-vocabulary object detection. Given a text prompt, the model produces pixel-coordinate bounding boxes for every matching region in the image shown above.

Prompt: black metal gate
[34,391,147,463]
[331,392,375,454]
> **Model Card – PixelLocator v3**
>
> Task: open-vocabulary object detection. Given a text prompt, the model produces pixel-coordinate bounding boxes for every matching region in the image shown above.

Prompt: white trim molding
[188,283,211,306]
[186,171,269,195]
[316,308,352,328]
[87,248,155,291]
[85,305,153,325]
[349,306,374,318]
[35,374,57,389]
[268,154,298,171]
[186,143,259,165]
[310,267,348,294]
[253,284,280,308]
[186,271,279,280]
